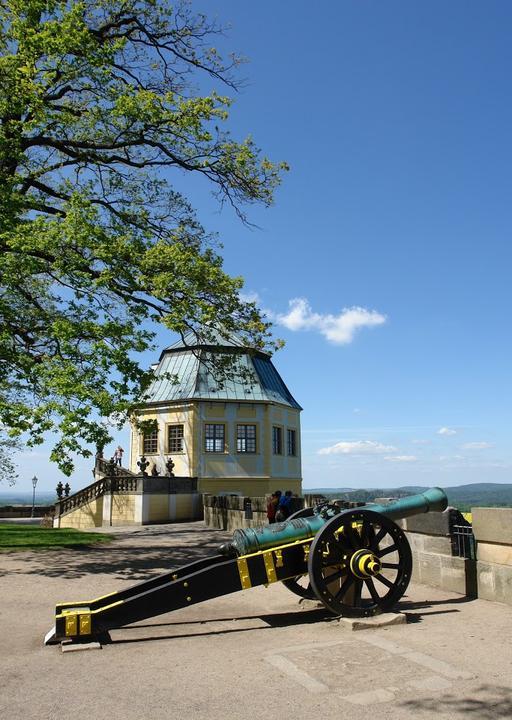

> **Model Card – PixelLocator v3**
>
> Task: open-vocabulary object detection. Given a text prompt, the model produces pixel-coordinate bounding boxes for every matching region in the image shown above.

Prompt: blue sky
[12,1,512,493]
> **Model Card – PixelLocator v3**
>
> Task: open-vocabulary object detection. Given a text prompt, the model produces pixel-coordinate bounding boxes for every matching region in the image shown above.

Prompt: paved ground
[1,521,511,720]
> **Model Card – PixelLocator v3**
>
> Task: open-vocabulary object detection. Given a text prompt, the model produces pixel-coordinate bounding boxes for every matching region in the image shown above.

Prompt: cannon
[45,487,447,645]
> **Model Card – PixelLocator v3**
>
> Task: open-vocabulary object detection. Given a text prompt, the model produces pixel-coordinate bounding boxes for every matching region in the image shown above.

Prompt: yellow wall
[172,493,200,520]
[57,491,203,527]
[146,493,202,522]
[198,477,302,497]
[130,405,194,477]
[147,494,169,523]
[237,406,256,418]
[205,404,226,418]
[111,494,137,526]
[205,455,261,477]
[57,497,103,529]
[131,400,302,497]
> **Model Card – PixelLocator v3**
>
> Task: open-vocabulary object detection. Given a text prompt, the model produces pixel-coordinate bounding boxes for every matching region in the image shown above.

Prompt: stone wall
[0,505,54,518]
[472,508,512,606]
[203,494,306,531]
[400,511,476,597]
[203,495,268,531]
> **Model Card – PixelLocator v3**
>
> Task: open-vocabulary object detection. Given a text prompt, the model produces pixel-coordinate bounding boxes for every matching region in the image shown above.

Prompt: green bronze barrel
[227,487,448,556]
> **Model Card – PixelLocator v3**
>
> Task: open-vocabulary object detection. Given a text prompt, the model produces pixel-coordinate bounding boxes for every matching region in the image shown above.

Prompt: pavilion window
[272,426,283,455]
[142,428,158,454]
[237,424,257,453]
[167,425,184,453]
[287,429,297,456]
[205,424,225,452]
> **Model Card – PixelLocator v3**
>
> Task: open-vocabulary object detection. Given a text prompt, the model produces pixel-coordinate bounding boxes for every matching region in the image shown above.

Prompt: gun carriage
[46,487,447,645]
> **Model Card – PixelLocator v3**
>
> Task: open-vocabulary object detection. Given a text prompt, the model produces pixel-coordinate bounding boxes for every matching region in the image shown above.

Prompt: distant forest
[2,483,512,514]
[305,483,512,513]
[0,491,57,506]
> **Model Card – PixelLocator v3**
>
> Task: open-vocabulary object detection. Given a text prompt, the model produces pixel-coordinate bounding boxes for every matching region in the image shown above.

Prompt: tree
[0,0,287,475]
[0,434,20,485]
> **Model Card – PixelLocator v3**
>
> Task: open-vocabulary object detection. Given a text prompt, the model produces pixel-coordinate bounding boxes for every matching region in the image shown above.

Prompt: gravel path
[1,521,511,720]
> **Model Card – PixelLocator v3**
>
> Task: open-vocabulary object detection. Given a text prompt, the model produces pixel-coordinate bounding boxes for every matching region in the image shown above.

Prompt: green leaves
[0,0,285,476]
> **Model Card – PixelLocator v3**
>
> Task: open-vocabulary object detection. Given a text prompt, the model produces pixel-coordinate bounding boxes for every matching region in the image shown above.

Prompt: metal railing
[451,524,476,560]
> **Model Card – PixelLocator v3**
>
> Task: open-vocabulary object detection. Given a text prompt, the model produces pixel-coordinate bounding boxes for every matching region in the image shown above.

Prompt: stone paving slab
[340,611,407,630]
[1,521,511,720]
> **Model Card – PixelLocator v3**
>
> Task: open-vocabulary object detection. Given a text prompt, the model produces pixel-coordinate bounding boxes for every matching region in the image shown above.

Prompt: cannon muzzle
[369,486,448,520]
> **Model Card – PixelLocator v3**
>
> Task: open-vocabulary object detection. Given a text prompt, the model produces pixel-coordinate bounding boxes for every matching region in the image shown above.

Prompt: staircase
[54,456,199,528]
[54,474,139,519]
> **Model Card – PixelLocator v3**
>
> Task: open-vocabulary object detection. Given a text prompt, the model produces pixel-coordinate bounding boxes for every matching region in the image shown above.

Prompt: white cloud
[461,442,494,450]
[276,298,386,345]
[318,440,397,456]
[383,455,418,462]
[438,427,457,436]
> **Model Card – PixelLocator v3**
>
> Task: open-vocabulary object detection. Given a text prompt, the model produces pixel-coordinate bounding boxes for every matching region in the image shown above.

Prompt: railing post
[105,458,116,527]
[54,499,61,528]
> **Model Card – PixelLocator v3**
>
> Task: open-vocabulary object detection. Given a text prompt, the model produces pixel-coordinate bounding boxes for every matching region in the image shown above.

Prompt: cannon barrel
[224,486,448,556]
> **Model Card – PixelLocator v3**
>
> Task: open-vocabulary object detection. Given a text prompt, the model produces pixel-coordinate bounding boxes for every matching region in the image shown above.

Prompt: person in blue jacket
[275,490,293,521]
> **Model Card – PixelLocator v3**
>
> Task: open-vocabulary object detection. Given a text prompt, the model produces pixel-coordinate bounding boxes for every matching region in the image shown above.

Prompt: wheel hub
[349,549,382,579]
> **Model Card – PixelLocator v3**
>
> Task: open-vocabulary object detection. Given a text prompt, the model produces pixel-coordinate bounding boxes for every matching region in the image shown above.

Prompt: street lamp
[31,475,38,518]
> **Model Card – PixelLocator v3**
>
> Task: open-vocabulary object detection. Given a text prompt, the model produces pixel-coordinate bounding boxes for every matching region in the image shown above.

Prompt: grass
[0,523,114,550]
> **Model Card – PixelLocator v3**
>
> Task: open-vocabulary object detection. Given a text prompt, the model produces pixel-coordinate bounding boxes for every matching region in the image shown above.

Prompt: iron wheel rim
[307,509,412,617]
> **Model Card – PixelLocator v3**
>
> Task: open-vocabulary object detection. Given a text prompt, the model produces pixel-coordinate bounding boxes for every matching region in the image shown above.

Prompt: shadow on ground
[400,685,512,718]
[399,595,475,610]
[0,526,229,580]
[105,608,334,645]
[397,594,475,622]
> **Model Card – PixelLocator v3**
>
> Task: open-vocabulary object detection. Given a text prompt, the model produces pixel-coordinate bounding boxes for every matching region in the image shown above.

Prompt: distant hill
[4,483,512,511]
[303,483,512,510]
[307,486,428,495]
[442,483,512,508]
[0,491,56,506]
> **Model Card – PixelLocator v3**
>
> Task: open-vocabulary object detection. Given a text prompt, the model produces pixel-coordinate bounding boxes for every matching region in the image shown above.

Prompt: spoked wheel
[307,509,412,617]
[280,506,317,600]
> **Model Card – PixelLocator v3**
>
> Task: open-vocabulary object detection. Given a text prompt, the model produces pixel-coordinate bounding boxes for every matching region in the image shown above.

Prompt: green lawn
[0,523,114,550]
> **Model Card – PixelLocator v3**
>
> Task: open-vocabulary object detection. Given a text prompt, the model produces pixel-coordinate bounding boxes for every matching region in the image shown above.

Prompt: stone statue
[165,457,175,477]
[137,455,150,477]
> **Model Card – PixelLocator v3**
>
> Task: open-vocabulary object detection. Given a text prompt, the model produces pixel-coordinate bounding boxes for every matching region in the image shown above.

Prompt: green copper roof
[142,333,302,409]
[158,328,256,359]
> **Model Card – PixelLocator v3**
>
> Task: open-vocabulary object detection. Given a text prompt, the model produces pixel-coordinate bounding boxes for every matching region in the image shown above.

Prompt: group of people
[267,490,294,523]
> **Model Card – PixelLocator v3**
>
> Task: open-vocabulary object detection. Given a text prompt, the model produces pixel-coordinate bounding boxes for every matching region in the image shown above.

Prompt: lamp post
[31,475,38,518]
